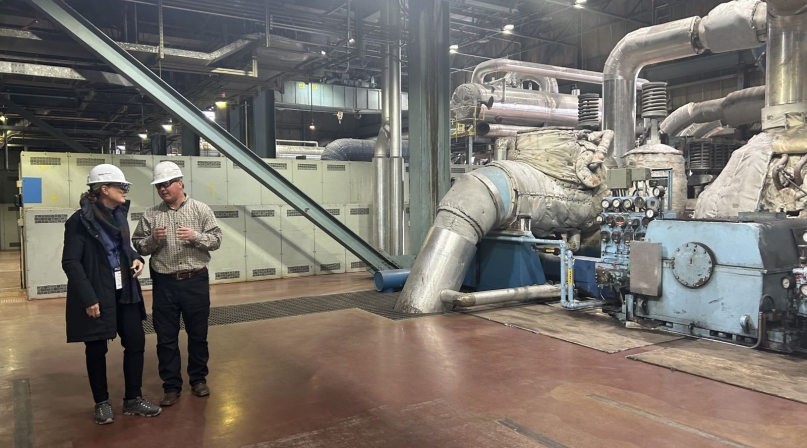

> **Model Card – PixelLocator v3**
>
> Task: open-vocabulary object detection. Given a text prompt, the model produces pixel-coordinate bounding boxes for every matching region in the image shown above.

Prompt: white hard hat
[87,164,130,185]
[152,161,183,185]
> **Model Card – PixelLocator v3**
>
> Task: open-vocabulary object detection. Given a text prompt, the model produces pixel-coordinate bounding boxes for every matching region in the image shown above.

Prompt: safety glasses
[154,178,180,190]
[110,183,131,193]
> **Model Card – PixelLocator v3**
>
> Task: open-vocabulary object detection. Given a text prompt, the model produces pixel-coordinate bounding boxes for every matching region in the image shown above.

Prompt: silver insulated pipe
[452,83,579,127]
[660,86,766,136]
[604,0,767,165]
[762,0,807,129]
[472,59,648,90]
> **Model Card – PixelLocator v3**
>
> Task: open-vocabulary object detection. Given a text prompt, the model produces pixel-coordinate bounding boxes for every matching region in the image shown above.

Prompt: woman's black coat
[62,198,146,343]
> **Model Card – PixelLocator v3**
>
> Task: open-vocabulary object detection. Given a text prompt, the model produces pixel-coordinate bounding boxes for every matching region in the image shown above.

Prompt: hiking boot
[94,400,114,425]
[191,383,210,397]
[122,396,162,417]
[160,390,180,406]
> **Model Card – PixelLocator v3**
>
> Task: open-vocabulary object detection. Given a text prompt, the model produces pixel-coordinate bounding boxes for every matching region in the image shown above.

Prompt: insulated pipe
[440,284,562,308]
[374,2,391,251]
[476,123,538,137]
[503,72,559,94]
[472,59,649,90]
[603,17,702,166]
[452,83,580,127]
[604,0,767,165]
[762,2,807,129]
[660,86,766,136]
[389,0,404,256]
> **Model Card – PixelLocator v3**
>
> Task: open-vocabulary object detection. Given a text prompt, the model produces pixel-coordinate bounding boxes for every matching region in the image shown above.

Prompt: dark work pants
[151,271,210,393]
[84,301,145,403]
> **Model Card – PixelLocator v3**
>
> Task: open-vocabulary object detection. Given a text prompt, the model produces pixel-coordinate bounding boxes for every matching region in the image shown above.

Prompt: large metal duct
[604,0,767,166]
[452,83,579,127]
[660,86,766,136]
[395,129,612,314]
[762,0,807,129]
[471,59,648,90]
[323,138,410,162]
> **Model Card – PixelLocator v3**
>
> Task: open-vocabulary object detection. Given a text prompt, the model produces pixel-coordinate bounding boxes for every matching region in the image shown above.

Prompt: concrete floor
[1,257,807,447]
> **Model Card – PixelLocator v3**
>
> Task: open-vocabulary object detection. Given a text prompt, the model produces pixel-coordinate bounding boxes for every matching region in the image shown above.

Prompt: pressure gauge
[621,198,633,210]
[612,231,622,244]
[605,215,615,227]
[611,198,622,209]
[614,215,627,228]
[653,186,666,198]
[635,197,646,210]
[630,218,641,228]
[802,231,807,243]
[800,284,807,296]
[601,199,611,210]
[596,214,605,224]
[645,208,656,219]
[782,276,795,289]
[624,232,633,244]
[600,231,611,243]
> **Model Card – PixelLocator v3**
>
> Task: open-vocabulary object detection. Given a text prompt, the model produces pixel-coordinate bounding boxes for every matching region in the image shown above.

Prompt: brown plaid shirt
[132,195,222,275]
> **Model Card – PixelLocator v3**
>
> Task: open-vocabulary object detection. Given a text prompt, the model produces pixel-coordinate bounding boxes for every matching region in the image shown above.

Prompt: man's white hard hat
[152,161,183,185]
[87,164,130,185]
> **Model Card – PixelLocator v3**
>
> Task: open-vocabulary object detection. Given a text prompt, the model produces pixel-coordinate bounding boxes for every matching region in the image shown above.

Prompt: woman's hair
[80,184,105,202]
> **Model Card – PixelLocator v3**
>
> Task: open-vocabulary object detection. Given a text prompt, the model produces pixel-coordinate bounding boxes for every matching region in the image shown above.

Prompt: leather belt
[171,266,208,280]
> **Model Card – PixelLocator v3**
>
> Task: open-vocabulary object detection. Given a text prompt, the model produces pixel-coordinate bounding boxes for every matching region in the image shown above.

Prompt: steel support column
[26,0,398,272]
[151,134,167,155]
[0,95,92,153]
[181,125,199,156]
[251,90,277,158]
[407,0,451,254]
[227,103,245,143]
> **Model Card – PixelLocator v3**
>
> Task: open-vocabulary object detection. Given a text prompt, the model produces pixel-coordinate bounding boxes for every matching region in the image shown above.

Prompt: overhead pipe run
[471,59,649,90]
[452,83,579,127]
[660,86,766,136]
[603,0,768,166]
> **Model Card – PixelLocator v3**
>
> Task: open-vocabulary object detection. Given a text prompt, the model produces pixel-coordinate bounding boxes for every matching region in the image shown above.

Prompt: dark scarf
[92,201,140,304]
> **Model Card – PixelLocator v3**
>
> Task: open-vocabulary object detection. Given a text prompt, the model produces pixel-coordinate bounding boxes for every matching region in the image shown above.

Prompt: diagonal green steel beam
[27,0,399,272]
[1,95,92,153]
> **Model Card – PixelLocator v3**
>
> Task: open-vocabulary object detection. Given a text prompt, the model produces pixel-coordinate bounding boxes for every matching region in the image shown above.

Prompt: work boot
[93,400,114,425]
[160,390,180,406]
[191,382,210,397]
[123,396,162,417]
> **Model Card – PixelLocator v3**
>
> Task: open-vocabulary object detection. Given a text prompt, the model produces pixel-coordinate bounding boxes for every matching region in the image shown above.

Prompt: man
[132,161,222,407]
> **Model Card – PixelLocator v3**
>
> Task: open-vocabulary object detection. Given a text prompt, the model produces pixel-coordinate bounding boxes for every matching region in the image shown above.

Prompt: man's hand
[131,259,144,278]
[153,225,168,242]
[177,225,198,242]
[86,303,100,318]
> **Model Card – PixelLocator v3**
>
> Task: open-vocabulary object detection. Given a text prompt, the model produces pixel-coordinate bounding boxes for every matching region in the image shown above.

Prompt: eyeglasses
[154,178,180,190]
[109,183,130,193]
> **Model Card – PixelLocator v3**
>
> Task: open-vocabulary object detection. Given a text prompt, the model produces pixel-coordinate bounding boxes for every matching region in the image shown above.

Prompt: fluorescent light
[502,24,514,33]
[575,0,587,3]
[162,124,173,132]
[215,100,227,108]
[449,44,459,54]
[138,132,148,140]
[573,3,584,8]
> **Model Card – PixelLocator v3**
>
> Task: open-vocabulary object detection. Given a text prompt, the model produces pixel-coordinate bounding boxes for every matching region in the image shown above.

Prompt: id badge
[114,268,123,290]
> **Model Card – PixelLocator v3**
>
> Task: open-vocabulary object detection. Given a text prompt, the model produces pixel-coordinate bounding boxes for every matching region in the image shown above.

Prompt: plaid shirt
[132,195,222,275]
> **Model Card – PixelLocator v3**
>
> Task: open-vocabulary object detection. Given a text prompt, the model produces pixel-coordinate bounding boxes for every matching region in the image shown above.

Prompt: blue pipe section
[472,166,512,218]
[374,269,411,292]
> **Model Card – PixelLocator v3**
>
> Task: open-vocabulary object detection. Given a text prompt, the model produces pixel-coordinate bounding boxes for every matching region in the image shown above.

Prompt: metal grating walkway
[142,290,441,333]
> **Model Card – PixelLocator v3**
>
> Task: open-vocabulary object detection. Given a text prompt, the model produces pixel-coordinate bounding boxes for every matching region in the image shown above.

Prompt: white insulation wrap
[623,144,688,216]
[697,0,767,54]
[694,132,774,218]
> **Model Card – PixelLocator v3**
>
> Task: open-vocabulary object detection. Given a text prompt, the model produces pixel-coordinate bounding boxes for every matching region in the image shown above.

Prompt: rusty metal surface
[671,242,715,288]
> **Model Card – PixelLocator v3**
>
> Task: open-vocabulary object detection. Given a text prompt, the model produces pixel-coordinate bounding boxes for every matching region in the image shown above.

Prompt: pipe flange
[762,103,807,130]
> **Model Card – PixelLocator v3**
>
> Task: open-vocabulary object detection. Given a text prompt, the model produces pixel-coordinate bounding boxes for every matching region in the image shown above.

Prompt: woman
[62,164,162,424]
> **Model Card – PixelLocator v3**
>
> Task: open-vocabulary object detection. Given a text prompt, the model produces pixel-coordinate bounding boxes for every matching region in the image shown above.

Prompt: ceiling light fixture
[215,100,227,108]
[574,0,586,7]
[138,130,148,140]
[321,50,327,56]
[348,37,355,44]
[309,82,316,131]
[0,114,6,124]
[162,118,173,132]
[502,24,514,34]
[449,44,458,54]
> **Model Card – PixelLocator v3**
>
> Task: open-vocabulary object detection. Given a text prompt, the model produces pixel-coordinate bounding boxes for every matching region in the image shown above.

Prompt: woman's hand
[86,303,100,318]
[131,259,144,278]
